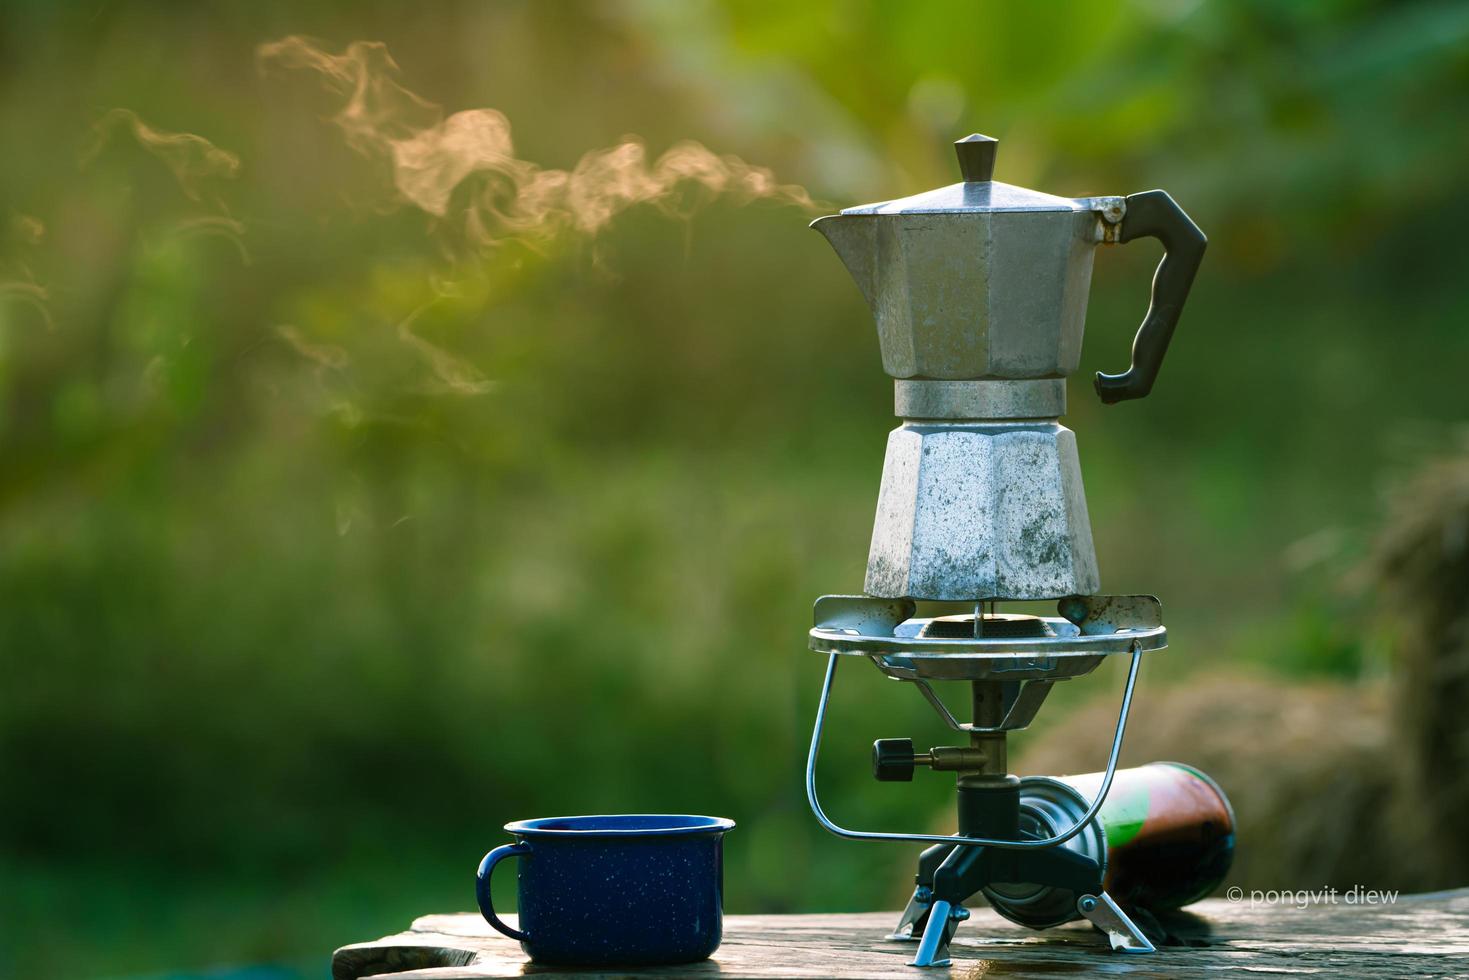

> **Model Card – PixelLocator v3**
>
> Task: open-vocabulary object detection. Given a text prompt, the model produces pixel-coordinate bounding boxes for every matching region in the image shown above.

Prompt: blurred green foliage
[2,1,1467,975]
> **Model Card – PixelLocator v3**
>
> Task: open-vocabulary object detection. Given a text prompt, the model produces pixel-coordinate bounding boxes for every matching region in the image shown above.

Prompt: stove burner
[919,614,1055,640]
[807,594,1166,682]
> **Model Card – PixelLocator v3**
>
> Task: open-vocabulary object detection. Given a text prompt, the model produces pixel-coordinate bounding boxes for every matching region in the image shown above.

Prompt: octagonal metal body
[813,195,1108,381]
[864,421,1099,601]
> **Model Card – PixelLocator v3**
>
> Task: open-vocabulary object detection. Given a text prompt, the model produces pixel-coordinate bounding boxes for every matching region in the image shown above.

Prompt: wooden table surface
[333,889,1469,979]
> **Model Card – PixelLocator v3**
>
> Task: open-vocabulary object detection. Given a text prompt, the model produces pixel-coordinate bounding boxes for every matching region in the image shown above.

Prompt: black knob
[873,738,916,782]
[955,134,997,182]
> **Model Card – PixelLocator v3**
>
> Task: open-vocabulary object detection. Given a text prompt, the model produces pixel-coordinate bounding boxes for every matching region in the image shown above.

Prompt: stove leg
[888,843,955,941]
[909,843,988,967]
[888,885,931,941]
[909,898,968,967]
[1077,892,1155,953]
[906,839,1108,967]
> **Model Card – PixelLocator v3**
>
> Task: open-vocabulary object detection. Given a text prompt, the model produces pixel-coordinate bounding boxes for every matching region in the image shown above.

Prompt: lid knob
[955,134,997,182]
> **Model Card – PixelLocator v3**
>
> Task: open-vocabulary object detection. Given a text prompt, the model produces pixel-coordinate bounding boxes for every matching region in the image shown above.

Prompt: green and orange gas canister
[982,762,1236,928]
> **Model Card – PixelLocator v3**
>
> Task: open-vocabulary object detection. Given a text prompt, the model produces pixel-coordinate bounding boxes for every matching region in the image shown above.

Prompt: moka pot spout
[811,213,879,311]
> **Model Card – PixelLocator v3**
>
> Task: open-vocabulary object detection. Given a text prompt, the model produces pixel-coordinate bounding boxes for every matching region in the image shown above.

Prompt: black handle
[873,738,916,782]
[1094,190,1207,404]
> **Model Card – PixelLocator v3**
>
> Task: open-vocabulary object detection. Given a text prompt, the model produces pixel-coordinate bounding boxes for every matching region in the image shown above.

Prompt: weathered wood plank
[333,890,1469,979]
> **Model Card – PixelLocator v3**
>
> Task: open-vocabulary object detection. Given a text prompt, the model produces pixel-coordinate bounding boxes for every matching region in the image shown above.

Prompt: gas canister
[982,762,1235,928]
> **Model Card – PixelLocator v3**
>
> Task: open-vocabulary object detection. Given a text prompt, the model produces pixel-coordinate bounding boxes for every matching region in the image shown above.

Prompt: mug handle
[476,842,532,942]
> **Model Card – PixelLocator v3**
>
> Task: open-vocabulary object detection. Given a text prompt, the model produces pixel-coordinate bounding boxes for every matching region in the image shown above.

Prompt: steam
[0,280,50,328]
[256,36,813,243]
[84,109,241,202]
[82,110,249,269]
[3,215,51,328]
[255,35,812,401]
[13,214,44,245]
[396,304,495,396]
[172,215,251,265]
[276,324,350,372]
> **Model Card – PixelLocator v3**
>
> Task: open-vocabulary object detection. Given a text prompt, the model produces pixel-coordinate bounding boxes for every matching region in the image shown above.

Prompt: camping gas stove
[803,134,1206,967]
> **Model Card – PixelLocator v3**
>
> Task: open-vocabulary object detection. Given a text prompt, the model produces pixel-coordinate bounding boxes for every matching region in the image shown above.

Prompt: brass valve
[872,739,995,781]
[919,745,995,772]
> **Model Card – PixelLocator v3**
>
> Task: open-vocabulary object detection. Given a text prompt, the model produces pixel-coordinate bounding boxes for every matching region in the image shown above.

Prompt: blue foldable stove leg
[910,842,1107,967]
[888,843,954,941]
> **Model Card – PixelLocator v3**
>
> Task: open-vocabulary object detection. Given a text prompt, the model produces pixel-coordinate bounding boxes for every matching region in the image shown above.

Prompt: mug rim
[504,813,735,837]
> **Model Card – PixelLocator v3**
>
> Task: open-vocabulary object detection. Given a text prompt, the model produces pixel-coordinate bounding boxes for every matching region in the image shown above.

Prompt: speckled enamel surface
[498,816,731,966]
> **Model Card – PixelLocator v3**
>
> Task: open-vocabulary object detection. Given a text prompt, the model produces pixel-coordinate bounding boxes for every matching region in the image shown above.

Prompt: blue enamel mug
[476,814,735,965]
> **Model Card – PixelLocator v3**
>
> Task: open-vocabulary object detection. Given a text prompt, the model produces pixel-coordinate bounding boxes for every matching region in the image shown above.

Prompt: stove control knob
[873,738,916,782]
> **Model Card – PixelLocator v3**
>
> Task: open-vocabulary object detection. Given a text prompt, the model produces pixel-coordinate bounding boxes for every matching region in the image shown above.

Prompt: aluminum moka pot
[813,136,1205,601]
[813,134,1205,401]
